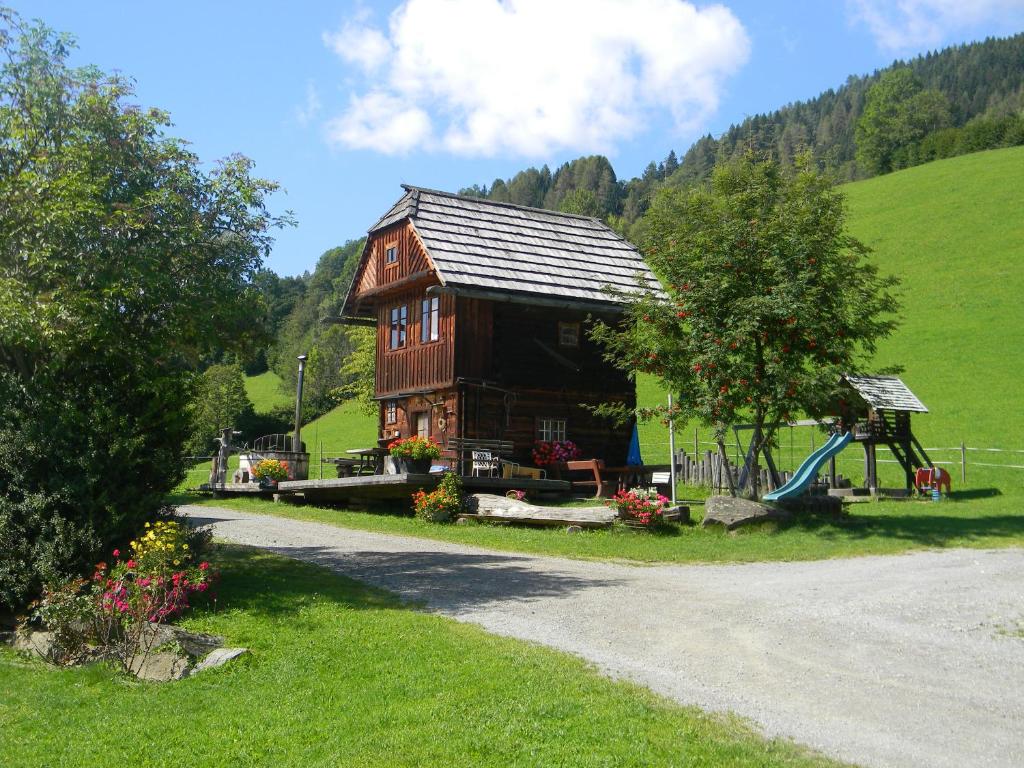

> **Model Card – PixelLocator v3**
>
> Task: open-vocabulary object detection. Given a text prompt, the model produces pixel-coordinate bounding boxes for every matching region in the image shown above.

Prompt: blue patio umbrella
[626,422,643,465]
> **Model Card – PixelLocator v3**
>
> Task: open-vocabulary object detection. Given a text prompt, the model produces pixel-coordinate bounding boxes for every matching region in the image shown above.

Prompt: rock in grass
[142,623,224,657]
[702,496,790,531]
[191,647,248,674]
[130,651,191,682]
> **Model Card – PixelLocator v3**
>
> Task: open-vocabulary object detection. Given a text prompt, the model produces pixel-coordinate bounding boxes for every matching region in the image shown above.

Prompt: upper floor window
[558,321,580,348]
[538,418,567,443]
[385,244,398,266]
[421,296,440,343]
[389,305,407,349]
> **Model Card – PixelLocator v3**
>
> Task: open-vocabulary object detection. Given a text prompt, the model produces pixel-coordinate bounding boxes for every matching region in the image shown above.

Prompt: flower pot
[258,478,278,490]
[397,457,432,474]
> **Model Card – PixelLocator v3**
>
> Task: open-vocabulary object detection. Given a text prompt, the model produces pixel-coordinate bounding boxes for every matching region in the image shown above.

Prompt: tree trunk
[717,439,737,497]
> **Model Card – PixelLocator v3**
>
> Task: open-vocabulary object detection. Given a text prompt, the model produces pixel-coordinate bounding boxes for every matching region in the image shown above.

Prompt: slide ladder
[763,432,852,502]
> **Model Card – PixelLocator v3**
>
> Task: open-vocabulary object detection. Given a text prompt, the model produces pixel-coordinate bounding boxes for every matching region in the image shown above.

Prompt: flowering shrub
[412,472,463,523]
[95,521,216,623]
[389,436,442,460]
[19,515,219,676]
[610,487,670,528]
[531,440,581,467]
[251,458,290,482]
[505,489,526,501]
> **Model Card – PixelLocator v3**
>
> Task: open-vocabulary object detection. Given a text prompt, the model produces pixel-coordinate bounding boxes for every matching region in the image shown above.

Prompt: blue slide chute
[762,431,852,502]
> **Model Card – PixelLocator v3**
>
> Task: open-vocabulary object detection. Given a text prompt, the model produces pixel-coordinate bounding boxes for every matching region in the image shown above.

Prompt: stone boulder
[130,651,191,682]
[702,495,790,531]
[192,647,248,674]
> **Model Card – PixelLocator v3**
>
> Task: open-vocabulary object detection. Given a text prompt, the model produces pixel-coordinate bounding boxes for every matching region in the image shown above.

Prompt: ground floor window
[537,418,567,442]
[415,412,430,439]
[385,400,398,424]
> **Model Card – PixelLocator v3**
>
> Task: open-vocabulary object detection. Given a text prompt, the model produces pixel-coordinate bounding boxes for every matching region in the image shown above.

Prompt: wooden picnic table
[345,447,390,475]
[601,464,672,492]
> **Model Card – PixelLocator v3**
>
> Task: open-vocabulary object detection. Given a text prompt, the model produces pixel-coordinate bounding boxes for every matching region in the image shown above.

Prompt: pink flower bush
[531,440,581,467]
[609,487,670,528]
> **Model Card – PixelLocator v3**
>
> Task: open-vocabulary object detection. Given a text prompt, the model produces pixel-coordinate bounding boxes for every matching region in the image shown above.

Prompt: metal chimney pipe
[294,354,307,452]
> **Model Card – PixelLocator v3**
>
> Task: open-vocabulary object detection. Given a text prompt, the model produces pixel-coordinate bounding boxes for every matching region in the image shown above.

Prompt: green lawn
[244,370,292,413]
[175,489,1024,564]
[0,545,842,768]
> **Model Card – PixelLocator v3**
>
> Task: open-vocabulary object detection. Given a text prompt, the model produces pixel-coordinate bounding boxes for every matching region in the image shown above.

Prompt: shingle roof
[370,185,661,307]
[842,375,928,413]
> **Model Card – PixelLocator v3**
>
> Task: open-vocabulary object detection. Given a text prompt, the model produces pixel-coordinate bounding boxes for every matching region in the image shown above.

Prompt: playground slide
[762,431,852,502]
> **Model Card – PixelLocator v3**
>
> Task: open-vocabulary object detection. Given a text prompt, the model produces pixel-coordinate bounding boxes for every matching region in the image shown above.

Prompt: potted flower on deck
[251,458,290,489]
[388,436,442,474]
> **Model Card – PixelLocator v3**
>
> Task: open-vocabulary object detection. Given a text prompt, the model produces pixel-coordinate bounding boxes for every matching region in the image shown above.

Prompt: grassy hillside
[250,148,1023,492]
[638,147,1024,492]
[844,147,1024,449]
[244,370,291,413]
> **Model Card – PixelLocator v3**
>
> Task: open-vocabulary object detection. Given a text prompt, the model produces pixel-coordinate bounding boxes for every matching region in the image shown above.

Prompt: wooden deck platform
[276,473,570,503]
[200,482,275,496]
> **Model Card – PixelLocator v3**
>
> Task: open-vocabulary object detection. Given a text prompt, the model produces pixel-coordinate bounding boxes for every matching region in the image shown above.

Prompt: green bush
[0,13,285,610]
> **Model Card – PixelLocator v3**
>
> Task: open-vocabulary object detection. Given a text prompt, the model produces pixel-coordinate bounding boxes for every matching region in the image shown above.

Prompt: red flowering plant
[251,458,290,482]
[531,440,581,467]
[91,519,218,669]
[20,516,217,674]
[609,487,671,528]
[389,436,442,460]
[412,472,463,523]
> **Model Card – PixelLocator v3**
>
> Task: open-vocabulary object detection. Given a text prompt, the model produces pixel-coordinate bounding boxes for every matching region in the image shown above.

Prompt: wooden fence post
[960,441,967,484]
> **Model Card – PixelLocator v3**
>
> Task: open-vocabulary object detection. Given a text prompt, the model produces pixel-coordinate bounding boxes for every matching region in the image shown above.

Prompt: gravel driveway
[180,505,1024,768]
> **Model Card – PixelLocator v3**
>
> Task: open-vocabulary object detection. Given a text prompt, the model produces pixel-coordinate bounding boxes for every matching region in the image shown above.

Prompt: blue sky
[16,1,1024,276]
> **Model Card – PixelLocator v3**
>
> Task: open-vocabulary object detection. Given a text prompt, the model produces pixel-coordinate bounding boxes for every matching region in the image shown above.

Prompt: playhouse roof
[368,185,662,308]
[842,375,928,413]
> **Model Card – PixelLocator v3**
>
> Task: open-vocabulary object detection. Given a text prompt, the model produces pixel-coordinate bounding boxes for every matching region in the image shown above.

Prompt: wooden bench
[565,459,608,498]
[446,437,514,476]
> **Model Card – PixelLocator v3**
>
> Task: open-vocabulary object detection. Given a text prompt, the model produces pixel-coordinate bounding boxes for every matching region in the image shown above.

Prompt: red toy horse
[914,466,951,495]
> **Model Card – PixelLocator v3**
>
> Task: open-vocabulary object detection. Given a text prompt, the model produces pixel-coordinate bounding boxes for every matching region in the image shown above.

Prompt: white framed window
[389,305,407,349]
[385,401,398,424]
[558,321,580,348]
[385,244,398,265]
[421,296,439,343]
[538,418,567,442]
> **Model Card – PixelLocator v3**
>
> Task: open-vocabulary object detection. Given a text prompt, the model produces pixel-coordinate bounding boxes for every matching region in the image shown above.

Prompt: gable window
[385,400,398,424]
[385,244,398,265]
[558,321,580,348]
[538,418,567,443]
[389,305,407,349]
[421,296,440,343]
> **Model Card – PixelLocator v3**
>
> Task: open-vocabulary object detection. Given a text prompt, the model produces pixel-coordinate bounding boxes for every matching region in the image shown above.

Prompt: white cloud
[294,81,322,126]
[322,0,750,156]
[848,0,1024,52]
[325,91,432,153]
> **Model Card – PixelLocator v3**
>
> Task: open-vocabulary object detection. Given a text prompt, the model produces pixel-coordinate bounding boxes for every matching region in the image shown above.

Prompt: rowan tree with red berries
[593,152,900,497]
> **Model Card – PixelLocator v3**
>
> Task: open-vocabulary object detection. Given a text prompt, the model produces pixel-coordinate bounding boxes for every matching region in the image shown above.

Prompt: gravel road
[180,505,1024,768]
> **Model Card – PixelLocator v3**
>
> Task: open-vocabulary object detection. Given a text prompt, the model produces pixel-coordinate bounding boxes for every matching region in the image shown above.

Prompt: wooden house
[339,186,661,469]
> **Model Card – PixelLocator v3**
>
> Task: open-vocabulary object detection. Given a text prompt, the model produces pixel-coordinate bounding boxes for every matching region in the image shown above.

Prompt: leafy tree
[855,68,951,175]
[336,326,377,416]
[0,12,287,608]
[188,364,254,455]
[558,188,602,218]
[592,153,900,497]
[267,240,365,417]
